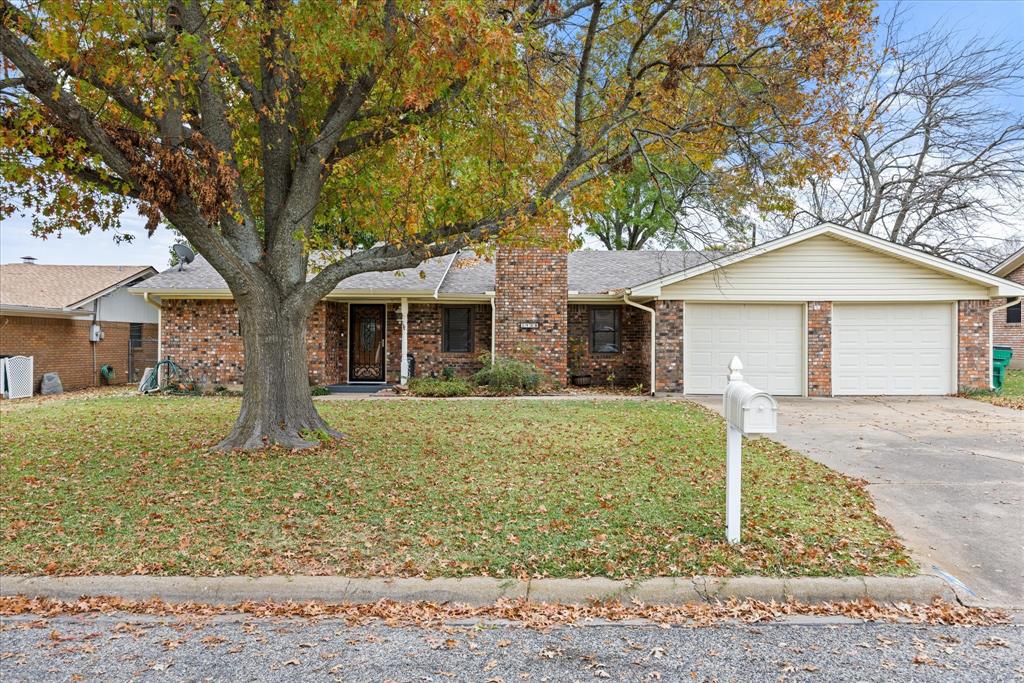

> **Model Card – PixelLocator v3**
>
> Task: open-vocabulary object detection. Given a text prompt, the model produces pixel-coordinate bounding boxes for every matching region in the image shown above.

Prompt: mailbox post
[722,356,778,544]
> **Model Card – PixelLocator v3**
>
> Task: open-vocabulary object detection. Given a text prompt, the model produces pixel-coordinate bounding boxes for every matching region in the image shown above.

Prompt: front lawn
[967,369,1024,410]
[0,396,912,578]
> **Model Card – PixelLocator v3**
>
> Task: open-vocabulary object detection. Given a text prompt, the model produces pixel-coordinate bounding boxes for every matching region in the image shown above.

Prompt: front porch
[314,299,495,387]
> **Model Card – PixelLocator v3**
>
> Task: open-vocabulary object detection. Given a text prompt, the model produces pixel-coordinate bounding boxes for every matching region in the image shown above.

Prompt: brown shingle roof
[0,263,156,310]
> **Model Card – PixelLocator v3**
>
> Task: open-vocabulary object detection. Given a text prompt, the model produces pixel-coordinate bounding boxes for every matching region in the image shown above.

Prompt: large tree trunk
[214,294,341,451]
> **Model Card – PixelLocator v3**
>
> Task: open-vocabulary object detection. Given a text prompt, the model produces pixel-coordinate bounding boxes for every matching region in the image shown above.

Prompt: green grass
[999,369,1024,397]
[966,369,1024,410]
[0,396,913,578]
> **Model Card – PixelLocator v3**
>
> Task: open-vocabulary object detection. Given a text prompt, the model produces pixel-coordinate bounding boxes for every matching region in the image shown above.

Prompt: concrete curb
[0,574,955,607]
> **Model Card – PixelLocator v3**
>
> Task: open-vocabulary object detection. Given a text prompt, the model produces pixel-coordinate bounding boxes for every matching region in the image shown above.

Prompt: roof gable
[629,225,1024,298]
[991,246,1024,278]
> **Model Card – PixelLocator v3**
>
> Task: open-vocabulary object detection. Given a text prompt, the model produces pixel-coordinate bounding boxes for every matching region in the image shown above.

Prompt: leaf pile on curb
[0,595,1008,629]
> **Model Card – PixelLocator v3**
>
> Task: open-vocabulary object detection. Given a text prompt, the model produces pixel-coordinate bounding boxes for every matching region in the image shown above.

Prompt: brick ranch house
[131,225,1024,397]
[990,245,1024,370]
[0,261,159,391]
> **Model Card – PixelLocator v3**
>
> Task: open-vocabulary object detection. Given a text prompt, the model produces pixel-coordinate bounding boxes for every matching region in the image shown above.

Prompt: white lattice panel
[2,356,34,399]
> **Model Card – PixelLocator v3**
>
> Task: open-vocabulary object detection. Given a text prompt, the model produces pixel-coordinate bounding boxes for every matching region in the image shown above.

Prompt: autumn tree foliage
[1,0,874,449]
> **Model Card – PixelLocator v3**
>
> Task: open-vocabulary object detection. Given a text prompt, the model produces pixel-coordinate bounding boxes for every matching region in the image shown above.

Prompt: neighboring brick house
[990,246,1024,370]
[0,261,159,392]
[131,225,1024,396]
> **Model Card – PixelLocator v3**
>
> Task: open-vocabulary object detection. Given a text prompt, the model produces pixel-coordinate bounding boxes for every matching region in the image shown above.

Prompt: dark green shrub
[310,385,330,396]
[472,355,542,394]
[407,377,473,397]
[442,365,456,381]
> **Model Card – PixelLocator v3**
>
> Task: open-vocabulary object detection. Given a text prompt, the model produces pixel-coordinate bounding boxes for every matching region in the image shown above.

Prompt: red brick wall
[807,301,832,397]
[958,300,990,392]
[0,315,154,391]
[160,299,497,386]
[992,264,1023,369]
[494,247,568,384]
[654,300,684,392]
[160,299,345,386]
[386,303,492,381]
[567,304,650,388]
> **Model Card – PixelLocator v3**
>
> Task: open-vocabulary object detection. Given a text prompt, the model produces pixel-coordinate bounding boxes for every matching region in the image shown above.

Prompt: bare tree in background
[769,13,1024,265]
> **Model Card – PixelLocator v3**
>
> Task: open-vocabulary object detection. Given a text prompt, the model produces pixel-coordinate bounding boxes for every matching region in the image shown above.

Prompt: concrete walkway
[694,396,1024,608]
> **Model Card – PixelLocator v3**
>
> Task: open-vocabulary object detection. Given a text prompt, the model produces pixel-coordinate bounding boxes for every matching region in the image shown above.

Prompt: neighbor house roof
[1,263,157,313]
[991,245,1024,278]
[131,249,716,298]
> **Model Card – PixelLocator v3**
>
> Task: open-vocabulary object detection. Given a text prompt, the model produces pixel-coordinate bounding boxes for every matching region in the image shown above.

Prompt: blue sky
[2,0,1022,269]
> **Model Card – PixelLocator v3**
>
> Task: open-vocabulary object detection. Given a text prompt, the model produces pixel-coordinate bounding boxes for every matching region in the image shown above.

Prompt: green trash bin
[992,346,1013,392]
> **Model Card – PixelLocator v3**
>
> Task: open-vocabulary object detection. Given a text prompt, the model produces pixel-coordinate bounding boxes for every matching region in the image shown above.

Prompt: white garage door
[685,304,804,395]
[833,303,953,395]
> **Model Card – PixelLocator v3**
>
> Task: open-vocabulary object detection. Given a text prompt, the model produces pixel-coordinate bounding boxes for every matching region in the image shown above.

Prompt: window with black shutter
[1008,301,1022,324]
[443,307,473,353]
[590,307,620,353]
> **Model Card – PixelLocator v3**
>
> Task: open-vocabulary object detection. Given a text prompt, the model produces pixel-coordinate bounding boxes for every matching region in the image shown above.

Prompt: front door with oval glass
[349,304,386,382]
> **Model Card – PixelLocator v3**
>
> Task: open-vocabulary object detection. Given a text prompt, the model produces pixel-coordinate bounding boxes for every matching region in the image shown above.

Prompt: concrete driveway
[693,396,1023,608]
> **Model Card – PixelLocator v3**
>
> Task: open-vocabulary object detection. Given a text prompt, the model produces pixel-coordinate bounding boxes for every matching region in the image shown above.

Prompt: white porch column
[400,298,409,384]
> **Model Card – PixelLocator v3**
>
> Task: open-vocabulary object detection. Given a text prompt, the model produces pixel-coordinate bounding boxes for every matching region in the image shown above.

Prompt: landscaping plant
[406,377,473,398]
[472,356,542,394]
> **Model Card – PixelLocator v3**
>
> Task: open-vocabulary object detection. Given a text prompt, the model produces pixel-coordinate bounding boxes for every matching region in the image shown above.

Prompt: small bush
[472,356,542,394]
[407,377,473,397]
[311,386,330,396]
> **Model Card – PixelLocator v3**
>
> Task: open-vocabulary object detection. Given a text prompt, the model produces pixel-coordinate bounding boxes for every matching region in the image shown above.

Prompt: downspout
[434,250,461,299]
[988,297,1021,389]
[623,292,656,396]
[487,291,496,364]
[143,292,163,386]
[400,298,409,385]
[91,299,100,387]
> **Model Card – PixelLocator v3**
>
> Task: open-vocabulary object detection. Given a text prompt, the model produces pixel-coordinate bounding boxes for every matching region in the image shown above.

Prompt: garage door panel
[833,303,952,395]
[685,304,804,395]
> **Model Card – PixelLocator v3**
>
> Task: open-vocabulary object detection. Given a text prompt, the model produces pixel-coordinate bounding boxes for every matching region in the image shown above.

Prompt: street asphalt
[1,613,1021,682]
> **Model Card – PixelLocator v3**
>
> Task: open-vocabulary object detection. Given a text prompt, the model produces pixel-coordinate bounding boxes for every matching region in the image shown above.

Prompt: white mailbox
[721,356,779,545]
[724,383,778,435]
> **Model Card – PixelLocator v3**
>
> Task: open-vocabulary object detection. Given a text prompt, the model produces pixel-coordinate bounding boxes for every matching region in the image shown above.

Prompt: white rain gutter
[400,298,409,385]
[434,249,461,299]
[623,292,656,396]
[143,292,163,386]
[989,297,1021,389]
[487,291,496,363]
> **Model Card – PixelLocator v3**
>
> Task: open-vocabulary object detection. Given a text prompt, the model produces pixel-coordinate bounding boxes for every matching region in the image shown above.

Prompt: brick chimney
[493,233,569,384]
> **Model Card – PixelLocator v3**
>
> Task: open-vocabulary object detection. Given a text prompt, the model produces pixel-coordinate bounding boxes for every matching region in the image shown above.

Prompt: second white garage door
[833,303,954,395]
[684,304,804,395]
